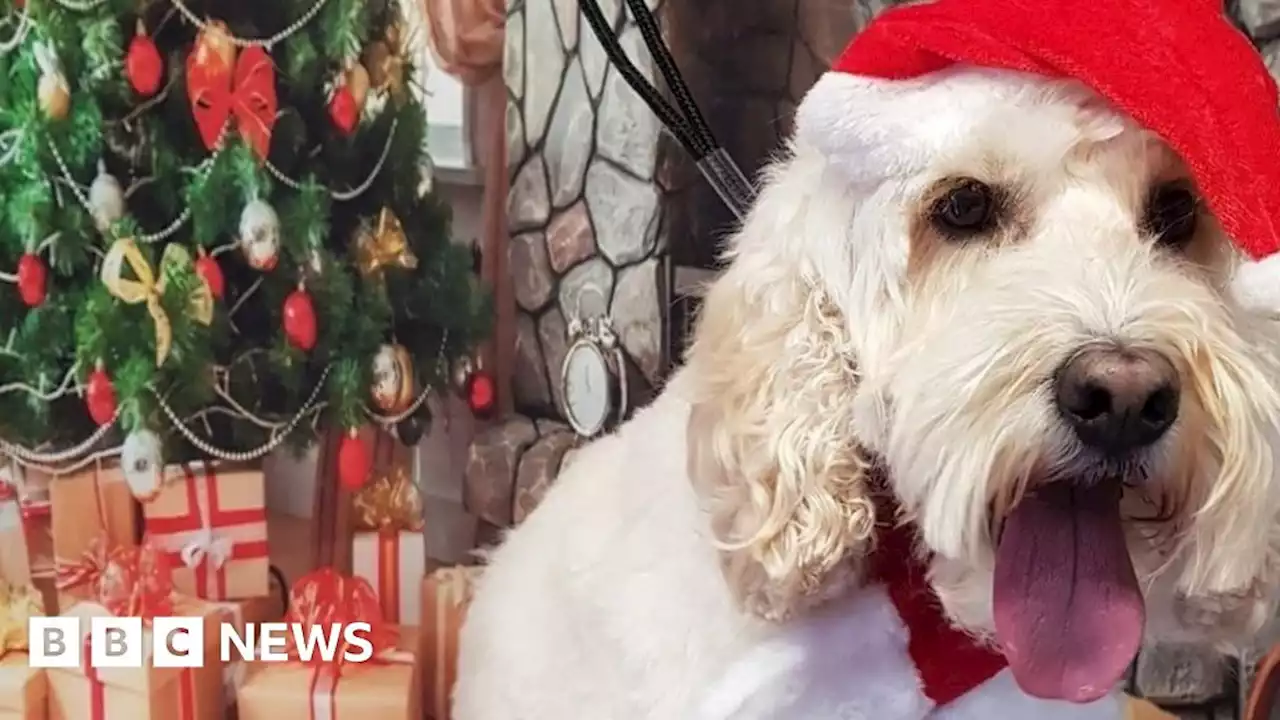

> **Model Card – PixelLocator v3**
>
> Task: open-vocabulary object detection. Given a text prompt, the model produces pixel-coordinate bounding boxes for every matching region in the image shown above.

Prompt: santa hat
[794,0,1280,260]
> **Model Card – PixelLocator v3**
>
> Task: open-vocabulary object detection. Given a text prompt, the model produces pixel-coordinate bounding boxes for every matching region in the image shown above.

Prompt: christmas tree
[0,0,491,487]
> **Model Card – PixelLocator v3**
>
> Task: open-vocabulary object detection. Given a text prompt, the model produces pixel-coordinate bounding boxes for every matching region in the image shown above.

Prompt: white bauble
[121,428,164,501]
[238,198,281,271]
[89,161,125,231]
[371,344,404,412]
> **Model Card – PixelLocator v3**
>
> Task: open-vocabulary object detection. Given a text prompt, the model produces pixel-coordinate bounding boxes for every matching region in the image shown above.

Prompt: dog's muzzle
[1055,346,1180,457]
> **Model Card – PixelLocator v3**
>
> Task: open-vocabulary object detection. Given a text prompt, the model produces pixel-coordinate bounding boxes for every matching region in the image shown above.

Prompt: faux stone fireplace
[467,0,1280,715]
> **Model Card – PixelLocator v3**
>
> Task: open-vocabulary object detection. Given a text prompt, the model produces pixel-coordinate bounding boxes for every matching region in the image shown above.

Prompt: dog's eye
[931,180,997,236]
[1144,183,1198,249]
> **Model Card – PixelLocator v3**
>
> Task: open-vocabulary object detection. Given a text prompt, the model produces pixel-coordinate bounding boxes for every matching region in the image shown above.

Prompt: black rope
[578,0,757,220]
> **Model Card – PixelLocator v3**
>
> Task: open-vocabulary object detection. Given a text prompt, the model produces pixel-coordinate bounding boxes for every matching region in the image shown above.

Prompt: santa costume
[696,0,1280,716]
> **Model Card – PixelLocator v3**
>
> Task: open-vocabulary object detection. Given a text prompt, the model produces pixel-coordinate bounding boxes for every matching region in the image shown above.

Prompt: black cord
[620,0,717,152]
[578,0,708,157]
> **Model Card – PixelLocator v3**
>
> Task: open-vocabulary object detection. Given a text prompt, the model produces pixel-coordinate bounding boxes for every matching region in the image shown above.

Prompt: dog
[453,65,1280,720]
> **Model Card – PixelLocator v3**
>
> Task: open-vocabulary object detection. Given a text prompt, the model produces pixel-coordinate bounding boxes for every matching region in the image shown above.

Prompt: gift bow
[101,238,214,366]
[186,44,277,161]
[55,537,113,595]
[285,568,394,672]
[179,528,233,571]
[0,581,44,657]
[98,541,174,621]
[352,467,423,532]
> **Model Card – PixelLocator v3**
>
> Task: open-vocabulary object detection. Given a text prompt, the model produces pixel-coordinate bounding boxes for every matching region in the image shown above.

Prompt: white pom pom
[1232,254,1280,315]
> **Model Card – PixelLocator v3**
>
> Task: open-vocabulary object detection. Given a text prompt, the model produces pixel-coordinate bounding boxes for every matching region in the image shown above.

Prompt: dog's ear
[683,164,877,621]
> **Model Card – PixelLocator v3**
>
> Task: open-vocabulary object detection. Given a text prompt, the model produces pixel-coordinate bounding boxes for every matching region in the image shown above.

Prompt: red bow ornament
[98,541,174,620]
[285,567,395,672]
[186,44,277,162]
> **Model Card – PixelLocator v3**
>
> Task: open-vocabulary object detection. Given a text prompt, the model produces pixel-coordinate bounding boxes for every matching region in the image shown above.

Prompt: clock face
[564,343,612,436]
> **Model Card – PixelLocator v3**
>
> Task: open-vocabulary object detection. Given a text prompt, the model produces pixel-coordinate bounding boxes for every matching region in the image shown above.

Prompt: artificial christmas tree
[0,0,491,480]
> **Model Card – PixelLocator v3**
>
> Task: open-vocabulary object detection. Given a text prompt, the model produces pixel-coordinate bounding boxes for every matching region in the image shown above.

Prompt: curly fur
[453,67,1280,720]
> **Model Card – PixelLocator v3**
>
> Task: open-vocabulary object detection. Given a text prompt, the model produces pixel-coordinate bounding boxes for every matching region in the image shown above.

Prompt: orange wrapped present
[0,580,50,719]
[420,567,480,720]
[46,544,223,720]
[0,483,33,587]
[50,464,137,608]
[143,462,269,601]
[351,469,424,625]
[237,568,414,720]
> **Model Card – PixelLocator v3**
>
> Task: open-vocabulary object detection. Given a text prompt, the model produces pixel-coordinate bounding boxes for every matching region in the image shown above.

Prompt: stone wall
[466,0,669,530]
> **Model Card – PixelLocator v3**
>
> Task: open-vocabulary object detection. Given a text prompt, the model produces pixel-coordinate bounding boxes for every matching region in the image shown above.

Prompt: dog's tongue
[993,481,1144,703]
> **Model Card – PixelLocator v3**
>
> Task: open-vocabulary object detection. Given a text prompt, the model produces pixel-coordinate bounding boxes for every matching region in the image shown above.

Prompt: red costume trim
[869,494,1007,707]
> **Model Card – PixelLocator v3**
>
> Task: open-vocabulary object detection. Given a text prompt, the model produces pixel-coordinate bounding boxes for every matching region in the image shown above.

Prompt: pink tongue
[993,481,1144,703]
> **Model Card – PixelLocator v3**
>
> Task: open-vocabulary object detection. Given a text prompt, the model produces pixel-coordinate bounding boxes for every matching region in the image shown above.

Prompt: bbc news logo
[27,618,375,667]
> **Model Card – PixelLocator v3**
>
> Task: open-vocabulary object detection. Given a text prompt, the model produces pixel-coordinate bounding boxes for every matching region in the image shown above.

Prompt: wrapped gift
[50,464,137,607]
[46,544,223,720]
[236,568,411,720]
[208,595,283,717]
[350,469,423,624]
[419,567,480,720]
[143,462,269,600]
[0,580,49,719]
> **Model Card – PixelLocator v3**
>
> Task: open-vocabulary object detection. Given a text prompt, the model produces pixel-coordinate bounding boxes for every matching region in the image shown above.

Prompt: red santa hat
[794,0,1280,260]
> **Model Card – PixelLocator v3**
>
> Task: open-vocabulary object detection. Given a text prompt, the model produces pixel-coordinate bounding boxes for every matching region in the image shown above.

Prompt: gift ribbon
[83,633,106,720]
[309,664,340,720]
[100,238,214,367]
[375,531,400,623]
[55,538,111,594]
[148,463,269,600]
[0,581,44,657]
[352,467,423,533]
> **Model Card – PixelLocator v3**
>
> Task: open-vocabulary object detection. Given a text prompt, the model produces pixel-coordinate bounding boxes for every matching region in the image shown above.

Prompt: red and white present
[143,463,269,600]
[352,530,425,625]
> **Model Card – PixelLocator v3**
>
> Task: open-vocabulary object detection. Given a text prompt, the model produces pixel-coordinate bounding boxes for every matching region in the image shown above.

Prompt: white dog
[454,60,1280,720]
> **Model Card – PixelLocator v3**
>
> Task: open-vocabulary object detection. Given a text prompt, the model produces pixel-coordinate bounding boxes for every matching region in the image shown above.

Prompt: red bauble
[126,23,163,96]
[17,253,46,307]
[466,369,496,417]
[337,431,371,491]
[329,85,358,135]
[195,253,225,299]
[283,288,317,351]
[85,366,117,426]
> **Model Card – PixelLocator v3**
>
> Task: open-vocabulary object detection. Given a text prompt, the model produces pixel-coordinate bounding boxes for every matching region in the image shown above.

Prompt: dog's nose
[1054,347,1180,455]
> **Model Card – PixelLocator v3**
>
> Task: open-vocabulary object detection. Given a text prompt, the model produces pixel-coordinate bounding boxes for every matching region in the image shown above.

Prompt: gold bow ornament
[356,208,418,278]
[101,238,214,366]
[0,581,44,657]
[352,467,423,532]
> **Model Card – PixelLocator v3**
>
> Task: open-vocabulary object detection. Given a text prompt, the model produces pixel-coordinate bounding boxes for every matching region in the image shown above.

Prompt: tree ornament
[238,198,280,271]
[88,161,125,232]
[121,428,164,501]
[16,253,46,307]
[338,430,371,491]
[355,208,418,277]
[451,354,474,392]
[195,250,225,299]
[329,83,359,135]
[346,62,370,113]
[101,238,215,366]
[126,21,163,96]
[194,21,237,72]
[396,405,431,446]
[85,363,117,426]
[467,367,497,418]
[283,286,317,351]
[186,42,277,161]
[363,23,407,105]
[371,343,415,413]
[34,43,70,122]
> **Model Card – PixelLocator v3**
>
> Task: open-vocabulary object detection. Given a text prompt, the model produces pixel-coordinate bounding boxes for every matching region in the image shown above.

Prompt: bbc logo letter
[29,616,207,668]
